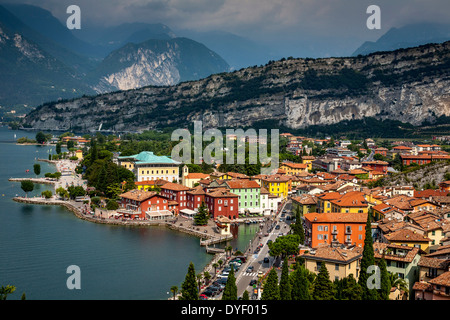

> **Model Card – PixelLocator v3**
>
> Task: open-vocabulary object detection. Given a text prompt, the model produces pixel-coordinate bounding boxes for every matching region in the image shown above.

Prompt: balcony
[331,229,338,235]
[345,229,352,235]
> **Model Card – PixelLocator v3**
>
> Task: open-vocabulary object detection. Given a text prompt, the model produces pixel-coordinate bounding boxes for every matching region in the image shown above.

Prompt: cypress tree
[279,257,291,300]
[291,264,311,300]
[180,262,198,300]
[378,257,391,300]
[341,274,363,300]
[358,213,379,300]
[312,262,334,300]
[261,268,280,300]
[222,266,237,300]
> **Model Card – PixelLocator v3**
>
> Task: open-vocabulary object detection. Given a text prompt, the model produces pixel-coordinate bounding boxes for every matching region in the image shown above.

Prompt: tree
[261,268,280,300]
[106,200,119,211]
[0,285,16,300]
[21,180,34,197]
[67,186,85,199]
[358,213,379,300]
[268,234,301,258]
[194,202,209,226]
[290,206,305,244]
[33,164,41,177]
[312,262,334,300]
[279,257,291,300]
[35,131,46,144]
[335,274,363,300]
[41,190,52,199]
[170,286,178,300]
[56,187,69,200]
[196,273,203,293]
[180,262,198,300]
[378,257,391,300]
[203,271,211,285]
[242,290,250,300]
[56,143,62,155]
[67,140,75,150]
[388,272,409,299]
[222,266,238,300]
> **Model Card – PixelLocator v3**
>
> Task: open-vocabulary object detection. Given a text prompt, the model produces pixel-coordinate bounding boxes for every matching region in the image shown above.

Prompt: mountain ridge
[22,41,450,133]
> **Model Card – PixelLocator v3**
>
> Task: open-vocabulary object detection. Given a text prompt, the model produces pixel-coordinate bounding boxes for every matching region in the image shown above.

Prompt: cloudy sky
[2,0,450,57]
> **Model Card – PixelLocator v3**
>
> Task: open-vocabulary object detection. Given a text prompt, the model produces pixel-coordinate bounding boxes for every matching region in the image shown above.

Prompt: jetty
[9,177,56,185]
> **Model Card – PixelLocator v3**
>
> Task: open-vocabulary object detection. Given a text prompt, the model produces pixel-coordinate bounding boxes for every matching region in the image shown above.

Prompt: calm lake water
[0,126,258,300]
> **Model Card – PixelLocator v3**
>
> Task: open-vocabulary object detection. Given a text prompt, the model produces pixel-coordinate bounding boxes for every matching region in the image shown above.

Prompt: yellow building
[384,229,431,253]
[280,162,308,175]
[118,151,182,183]
[301,245,363,282]
[261,175,290,200]
[316,192,342,213]
[75,150,83,160]
[302,156,315,172]
[329,191,369,214]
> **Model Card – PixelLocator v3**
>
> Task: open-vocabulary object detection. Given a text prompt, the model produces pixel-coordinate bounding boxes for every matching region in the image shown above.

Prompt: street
[234,200,293,298]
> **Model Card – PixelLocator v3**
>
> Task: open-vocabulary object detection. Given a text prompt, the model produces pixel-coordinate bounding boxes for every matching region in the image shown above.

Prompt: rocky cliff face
[23,41,450,133]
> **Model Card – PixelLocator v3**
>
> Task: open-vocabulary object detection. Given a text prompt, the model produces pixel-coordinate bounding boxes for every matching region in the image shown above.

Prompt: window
[335,264,339,271]
[318,234,323,240]
[324,226,328,231]
[318,226,323,231]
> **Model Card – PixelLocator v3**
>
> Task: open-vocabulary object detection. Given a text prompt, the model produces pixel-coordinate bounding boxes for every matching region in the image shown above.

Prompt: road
[233,200,293,298]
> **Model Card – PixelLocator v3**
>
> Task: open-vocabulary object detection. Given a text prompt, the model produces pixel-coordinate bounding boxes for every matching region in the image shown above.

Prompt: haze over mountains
[0,3,450,129]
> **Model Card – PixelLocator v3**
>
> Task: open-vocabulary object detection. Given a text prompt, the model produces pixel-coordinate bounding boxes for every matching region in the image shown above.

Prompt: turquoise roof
[119,151,181,165]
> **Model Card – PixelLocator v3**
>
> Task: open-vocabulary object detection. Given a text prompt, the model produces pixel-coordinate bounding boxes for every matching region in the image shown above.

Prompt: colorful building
[118,151,182,183]
[303,212,368,248]
[279,161,308,175]
[205,188,239,220]
[260,175,290,200]
[118,189,175,220]
[301,245,363,282]
[329,191,369,214]
[224,179,261,214]
[160,182,191,213]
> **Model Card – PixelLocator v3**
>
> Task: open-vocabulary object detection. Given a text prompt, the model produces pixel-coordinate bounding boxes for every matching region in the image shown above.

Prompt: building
[160,182,191,213]
[413,256,450,300]
[361,161,389,174]
[384,229,431,253]
[182,172,210,188]
[302,156,315,171]
[279,161,308,175]
[118,189,175,220]
[118,151,182,183]
[373,242,421,296]
[224,179,261,214]
[259,187,280,216]
[291,194,317,216]
[260,175,290,200]
[204,189,239,220]
[303,212,368,248]
[329,191,369,214]
[186,185,206,212]
[301,245,363,281]
[400,154,450,166]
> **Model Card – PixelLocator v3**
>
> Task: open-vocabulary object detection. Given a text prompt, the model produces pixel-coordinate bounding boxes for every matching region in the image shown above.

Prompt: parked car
[263,257,270,263]
[199,294,208,300]
[275,225,281,230]
[249,279,257,286]
[202,289,216,297]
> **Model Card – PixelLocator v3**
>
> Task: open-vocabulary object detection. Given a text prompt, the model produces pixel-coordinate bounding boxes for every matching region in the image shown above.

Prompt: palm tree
[388,272,409,299]
[197,273,203,292]
[213,263,219,275]
[225,246,233,258]
[204,271,211,285]
[170,286,178,300]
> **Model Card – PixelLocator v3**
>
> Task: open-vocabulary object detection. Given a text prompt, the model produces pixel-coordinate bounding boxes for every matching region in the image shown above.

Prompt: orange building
[304,212,368,248]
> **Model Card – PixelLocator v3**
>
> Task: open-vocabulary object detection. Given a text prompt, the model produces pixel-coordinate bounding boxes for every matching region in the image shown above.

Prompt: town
[11,130,450,301]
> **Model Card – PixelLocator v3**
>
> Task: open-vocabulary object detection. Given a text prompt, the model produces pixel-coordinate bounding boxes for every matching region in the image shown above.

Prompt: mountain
[353,23,450,56]
[22,41,450,134]
[0,4,231,112]
[0,5,95,109]
[73,22,176,58]
[88,37,230,93]
[176,30,277,70]
[2,3,101,59]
